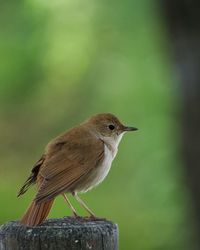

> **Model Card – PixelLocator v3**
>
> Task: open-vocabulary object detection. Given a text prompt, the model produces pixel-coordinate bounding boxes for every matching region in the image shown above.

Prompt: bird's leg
[72,192,96,218]
[62,193,78,217]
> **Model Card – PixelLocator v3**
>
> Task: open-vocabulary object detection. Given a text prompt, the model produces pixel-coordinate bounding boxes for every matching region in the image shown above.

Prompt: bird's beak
[123,126,138,132]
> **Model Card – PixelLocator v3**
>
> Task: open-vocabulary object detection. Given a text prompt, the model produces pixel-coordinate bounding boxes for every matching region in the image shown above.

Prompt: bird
[18,113,138,226]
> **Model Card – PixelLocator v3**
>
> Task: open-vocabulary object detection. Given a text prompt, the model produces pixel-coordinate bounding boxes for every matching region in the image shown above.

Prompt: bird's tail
[20,199,54,227]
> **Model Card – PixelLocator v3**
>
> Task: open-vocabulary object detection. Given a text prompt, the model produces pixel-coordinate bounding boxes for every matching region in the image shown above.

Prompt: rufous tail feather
[20,199,54,227]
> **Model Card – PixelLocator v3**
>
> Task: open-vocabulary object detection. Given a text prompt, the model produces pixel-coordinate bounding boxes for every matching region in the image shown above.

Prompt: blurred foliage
[0,0,196,249]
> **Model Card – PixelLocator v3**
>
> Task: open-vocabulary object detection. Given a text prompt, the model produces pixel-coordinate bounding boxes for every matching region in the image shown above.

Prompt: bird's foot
[84,215,106,221]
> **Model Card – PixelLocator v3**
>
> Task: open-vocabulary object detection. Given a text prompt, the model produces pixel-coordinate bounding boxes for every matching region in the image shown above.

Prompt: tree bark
[0,217,118,250]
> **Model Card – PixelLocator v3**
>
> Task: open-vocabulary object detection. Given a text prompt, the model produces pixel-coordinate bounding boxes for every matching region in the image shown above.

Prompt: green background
[0,0,195,249]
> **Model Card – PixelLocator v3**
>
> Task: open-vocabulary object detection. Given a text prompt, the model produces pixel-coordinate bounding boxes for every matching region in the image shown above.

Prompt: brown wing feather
[18,155,45,196]
[34,126,104,203]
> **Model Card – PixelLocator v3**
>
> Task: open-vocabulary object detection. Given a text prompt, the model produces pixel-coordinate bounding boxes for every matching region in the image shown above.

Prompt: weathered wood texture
[0,217,118,250]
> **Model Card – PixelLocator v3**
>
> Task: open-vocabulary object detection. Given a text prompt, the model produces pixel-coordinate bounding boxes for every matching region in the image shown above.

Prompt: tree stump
[0,217,118,250]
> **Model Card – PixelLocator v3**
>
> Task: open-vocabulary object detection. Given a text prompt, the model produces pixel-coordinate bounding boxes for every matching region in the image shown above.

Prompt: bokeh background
[0,0,197,249]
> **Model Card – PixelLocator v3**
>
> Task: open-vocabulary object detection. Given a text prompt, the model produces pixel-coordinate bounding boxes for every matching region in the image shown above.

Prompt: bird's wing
[35,127,104,203]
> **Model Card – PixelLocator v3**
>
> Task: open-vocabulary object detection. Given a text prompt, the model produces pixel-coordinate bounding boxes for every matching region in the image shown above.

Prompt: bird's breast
[79,144,117,193]
[97,144,116,182]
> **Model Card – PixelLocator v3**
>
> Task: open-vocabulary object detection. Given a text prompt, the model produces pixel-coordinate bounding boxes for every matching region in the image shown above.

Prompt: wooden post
[0,217,118,250]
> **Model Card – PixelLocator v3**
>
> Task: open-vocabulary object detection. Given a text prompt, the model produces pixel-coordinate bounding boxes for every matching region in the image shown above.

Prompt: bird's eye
[108,124,115,130]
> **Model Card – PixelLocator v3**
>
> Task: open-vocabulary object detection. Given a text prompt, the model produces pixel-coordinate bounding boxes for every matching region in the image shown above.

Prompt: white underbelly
[95,144,114,184]
[80,144,117,192]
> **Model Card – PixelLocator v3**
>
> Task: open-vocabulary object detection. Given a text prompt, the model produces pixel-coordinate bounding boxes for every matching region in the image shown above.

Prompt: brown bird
[18,113,138,226]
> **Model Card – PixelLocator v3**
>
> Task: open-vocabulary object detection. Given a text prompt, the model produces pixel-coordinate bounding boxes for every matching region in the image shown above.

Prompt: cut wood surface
[0,217,118,250]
